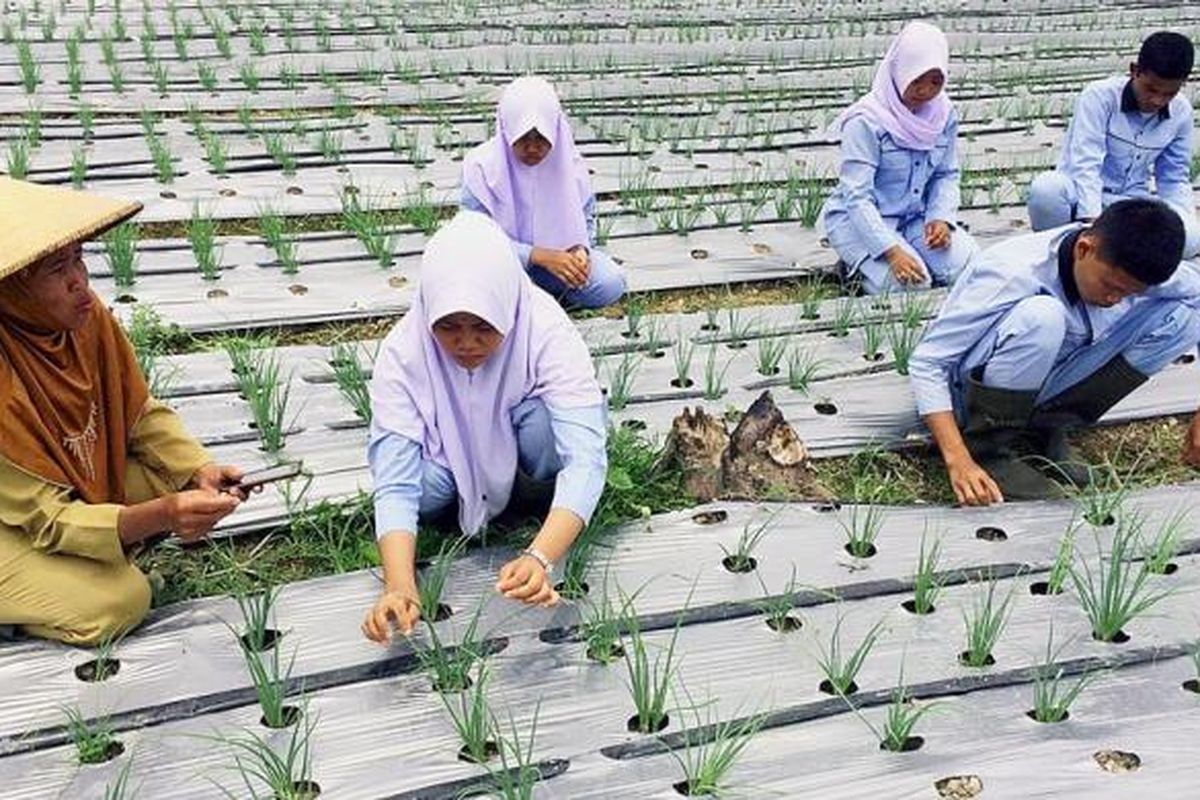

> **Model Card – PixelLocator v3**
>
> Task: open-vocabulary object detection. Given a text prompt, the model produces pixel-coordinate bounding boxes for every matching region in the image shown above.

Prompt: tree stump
[662,390,832,502]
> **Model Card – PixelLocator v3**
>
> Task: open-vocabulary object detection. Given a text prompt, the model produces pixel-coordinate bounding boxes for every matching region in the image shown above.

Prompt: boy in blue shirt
[1028,32,1199,258]
[910,200,1200,505]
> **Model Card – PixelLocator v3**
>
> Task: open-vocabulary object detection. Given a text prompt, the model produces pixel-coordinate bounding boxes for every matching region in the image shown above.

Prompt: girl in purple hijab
[362,211,608,643]
[461,76,627,309]
[821,21,979,295]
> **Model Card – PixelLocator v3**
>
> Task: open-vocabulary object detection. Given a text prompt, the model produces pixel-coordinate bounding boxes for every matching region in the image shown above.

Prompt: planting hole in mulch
[819,679,858,696]
[261,705,302,729]
[647,349,665,359]
[621,419,647,431]
[727,341,748,350]
[218,187,237,197]
[421,603,453,623]
[457,741,499,764]
[694,162,709,170]
[975,526,1007,542]
[1182,679,1200,694]
[958,651,996,668]
[587,642,625,663]
[1152,563,1179,576]
[288,284,309,296]
[813,501,841,513]
[291,779,322,798]
[207,288,229,299]
[1094,629,1131,644]
[1029,581,1062,596]
[82,740,125,765]
[1094,749,1140,774]
[432,674,473,694]
[555,580,589,600]
[240,628,281,653]
[627,713,669,734]
[388,276,408,288]
[759,366,781,376]
[934,774,984,799]
[901,599,935,615]
[827,330,850,338]
[1087,513,1116,527]
[751,243,772,255]
[814,401,838,415]
[692,510,728,525]
[844,542,877,558]
[863,353,884,362]
[690,248,709,259]
[115,293,138,304]
[286,186,305,195]
[159,191,177,200]
[670,377,695,389]
[881,736,924,753]
[721,554,757,573]
[74,658,120,683]
[1026,708,1069,723]
[699,322,719,332]
[766,615,802,633]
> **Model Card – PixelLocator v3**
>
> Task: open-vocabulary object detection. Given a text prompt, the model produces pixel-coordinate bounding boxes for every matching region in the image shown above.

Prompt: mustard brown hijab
[0,262,149,506]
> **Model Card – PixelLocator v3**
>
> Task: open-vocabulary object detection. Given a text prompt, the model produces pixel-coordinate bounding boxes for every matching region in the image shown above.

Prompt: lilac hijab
[834,21,953,151]
[463,76,592,250]
[370,211,602,535]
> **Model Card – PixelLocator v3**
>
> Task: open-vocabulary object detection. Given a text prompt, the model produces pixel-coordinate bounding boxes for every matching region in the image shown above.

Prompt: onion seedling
[887,321,921,375]
[63,706,122,765]
[605,351,642,412]
[416,604,486,694]
[483,704,544,800]
[671,697,765,797]
[6,137,30,180]
[830,296,856,337]
[214,711,319,800]
[720,511,775,573]
[671,329,695,388]
[623,598,683,733]
[960,575,1017,667]
[906,530,943,615]
[1142,509,1187,575]
[754,333,788,377]
[328,342,372,423]
[1029,625,1096,723]
[756,565,802,632]
[70,146,88,188]
[103,757,137,800]
[580,581,638,664]
[701,344,732,401]
[235,585,281,653]
[860,318,884,361]
[1071,517,1173,642]
[239,635,298,729]
[418,537,466,622]
[441,662,497,763]
[839,503,884,559]
[786,348,824,394]
[188,204,223,281]
[104,222,140,289]
[877,674,939,752]
[815,614,884,696]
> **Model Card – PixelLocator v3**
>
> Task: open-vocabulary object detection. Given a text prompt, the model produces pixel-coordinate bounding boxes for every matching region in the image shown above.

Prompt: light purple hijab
[463,76,592,250]
[370,211,602,535]
[834,21,953,151]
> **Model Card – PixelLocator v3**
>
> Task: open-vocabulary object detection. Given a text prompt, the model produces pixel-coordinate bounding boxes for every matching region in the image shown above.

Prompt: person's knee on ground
[1122,299,1200,377]
[22,560,151,646]
[1027,171,1076,232]
[511,397,561,481]
[979,295,1068,391]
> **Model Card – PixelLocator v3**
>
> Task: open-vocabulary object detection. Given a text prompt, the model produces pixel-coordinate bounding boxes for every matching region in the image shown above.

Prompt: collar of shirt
[1057,228,1083,305]
[1120,79,1171,120]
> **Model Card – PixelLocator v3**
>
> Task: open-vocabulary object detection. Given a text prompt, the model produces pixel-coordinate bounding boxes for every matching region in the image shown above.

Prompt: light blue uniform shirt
[369,402,608,538]
[460,187,599,270]
[909,224,1200,416]
[1056,75,1195,219]
[821,112,963,258]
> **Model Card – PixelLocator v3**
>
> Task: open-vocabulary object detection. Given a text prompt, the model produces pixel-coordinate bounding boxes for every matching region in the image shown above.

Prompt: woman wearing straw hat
[0,177,247,646]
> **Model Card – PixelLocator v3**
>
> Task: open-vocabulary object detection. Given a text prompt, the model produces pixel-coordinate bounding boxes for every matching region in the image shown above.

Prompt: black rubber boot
[1030,356,1149,488]
[961,372,1066,501]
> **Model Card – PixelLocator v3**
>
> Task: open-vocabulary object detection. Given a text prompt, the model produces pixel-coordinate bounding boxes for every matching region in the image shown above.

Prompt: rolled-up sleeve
[460,186,534,269]
[924,116,962,225]
[368,424,424,540]
[547,403,607,525]
[838,117,901,258]
[0,457,125,565]
[1062,85,1110,219]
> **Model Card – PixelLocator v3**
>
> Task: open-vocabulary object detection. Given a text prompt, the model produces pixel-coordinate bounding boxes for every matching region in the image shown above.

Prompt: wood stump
[661,390,832,502]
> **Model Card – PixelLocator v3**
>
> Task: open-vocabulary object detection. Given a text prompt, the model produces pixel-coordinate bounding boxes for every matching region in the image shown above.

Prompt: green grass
[815,614,884,696]
[960,575,1017,667]
[1071,515,1173,642]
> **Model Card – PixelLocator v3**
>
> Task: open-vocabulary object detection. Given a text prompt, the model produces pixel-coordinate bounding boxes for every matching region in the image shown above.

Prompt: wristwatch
[521,547,554,574]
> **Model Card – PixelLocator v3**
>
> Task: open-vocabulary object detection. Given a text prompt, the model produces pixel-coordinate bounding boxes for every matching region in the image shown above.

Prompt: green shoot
[213,711,318,800]
[239,635,298,729]
[103,757,137,799]
[815,614,884,696]
[906,529,943,615]
[839,503,884,558]
[1071,516,1173,642]
[483,704,544,800]
[670,696,765,797]
[103,222,139,289]
[70,145,88,188]
[623,597,682,733]
[418,536,466,622]
[719,511,775,573]
[605,351,642,412]
[235,585,281,653]
[62,706,121,765]
[1029,625,1096,723]
[786,347,824,394]
[328,342,372,423]
[755,565,802,632]
[960,575,1018,667]
[416,603,486,694]
[754,334,789,377]
[188,204,223,281]
[887,322,921,375]
[1143,509,1187,575]
[702,344,731,401]
[671,329,695,389]
[440,662,496,763]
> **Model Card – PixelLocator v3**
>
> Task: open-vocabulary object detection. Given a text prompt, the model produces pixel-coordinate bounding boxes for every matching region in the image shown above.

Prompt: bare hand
[191,463,253,501]
[1183,410,1200,467]
[362,589,422,643]
[165,489,240,542]
[542,249,588,289]
[495,556,559,606]
[946,455,1004,507]
[924,220,952,250]
[884,246,929,285]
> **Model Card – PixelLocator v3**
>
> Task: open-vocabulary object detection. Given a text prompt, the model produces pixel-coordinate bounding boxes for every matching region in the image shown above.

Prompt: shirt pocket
[875,141,913,189]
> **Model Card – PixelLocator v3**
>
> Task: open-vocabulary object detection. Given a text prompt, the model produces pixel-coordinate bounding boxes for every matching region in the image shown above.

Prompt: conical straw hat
[0,177,142,281]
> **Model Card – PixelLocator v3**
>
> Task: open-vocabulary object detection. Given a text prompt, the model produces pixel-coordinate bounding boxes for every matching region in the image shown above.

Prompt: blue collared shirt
[460,187,599,270]
[369,403,608,539]
[909,224,1200,416]
[1055,75,1195,218]
[821,112,963,258]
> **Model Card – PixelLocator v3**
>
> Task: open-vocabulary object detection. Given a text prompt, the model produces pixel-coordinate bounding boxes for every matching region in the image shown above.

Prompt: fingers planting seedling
[959,574,1018,667]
